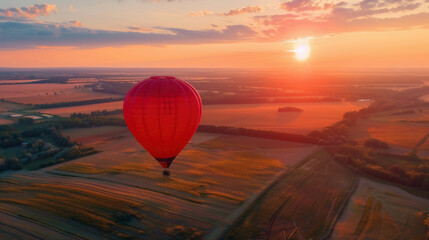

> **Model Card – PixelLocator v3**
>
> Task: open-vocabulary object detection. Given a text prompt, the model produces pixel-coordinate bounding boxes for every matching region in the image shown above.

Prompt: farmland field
[227,150,357,240]
[0,101,30,111]
[36,101,124,117]
[0,79,42,84]
[419,140,429,151]
[0,83,120,104]
[1,69,428,240]
[0,126,317,239]
[68,78,100,83]
[364,123,427,149]
[201,101,370,134]
[38,101,370,134]
[348,108,429,155]
[0,119,13,125]
[331,178,429,240]
[420,94,429,102]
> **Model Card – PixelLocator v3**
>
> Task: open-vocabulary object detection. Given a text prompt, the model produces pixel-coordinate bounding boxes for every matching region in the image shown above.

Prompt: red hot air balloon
[123,76,202,176]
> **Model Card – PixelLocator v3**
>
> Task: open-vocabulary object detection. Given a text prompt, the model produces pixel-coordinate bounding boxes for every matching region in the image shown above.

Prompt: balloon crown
[149,76,176,80]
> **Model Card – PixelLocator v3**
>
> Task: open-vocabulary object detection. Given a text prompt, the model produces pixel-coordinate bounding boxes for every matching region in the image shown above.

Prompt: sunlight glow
[294,44,311,61]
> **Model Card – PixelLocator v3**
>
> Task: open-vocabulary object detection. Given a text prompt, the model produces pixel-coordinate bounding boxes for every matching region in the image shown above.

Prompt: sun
[294,43,311,61]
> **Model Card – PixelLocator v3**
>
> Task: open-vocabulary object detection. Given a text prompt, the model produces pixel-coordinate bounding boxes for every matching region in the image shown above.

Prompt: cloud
[70,5,75,13]
[257,0,429,40]
[67,21,83,27]
[257,12,429,40]
[127,26,174,34]
[332,1,422,19]
[187,10,215,16]
[223,6,263,16]
[123,0,179,2]
[0,4,57,20]
[188,6,262,17]
[280,0,334,12]
[0,22,257,49]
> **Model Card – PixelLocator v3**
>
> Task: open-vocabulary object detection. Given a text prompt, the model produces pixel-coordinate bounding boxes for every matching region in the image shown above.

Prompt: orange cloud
[188,6,262,17]
[127,26,174,34]
[68,21,83,27]
[0,4,57,20]
[281,0,330,12]
[223,6,263,16]
[187,10,215,16]
[0,22,257,49]
[257,0,429,40]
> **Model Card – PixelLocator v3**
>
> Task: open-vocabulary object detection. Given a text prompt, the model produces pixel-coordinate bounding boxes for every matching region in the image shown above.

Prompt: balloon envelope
[123,76,202,169]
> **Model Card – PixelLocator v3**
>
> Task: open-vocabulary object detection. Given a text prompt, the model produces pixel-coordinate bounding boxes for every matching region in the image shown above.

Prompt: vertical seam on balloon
[169,79,184,157]
[168,79,178,158]
[127,82,145,134]
[184,80,202,133]
[157,79,165,158]
[192,83,203,126]
[123,83,136,133]
[184,81,202,128]
[173,79,186,156]
[132,79,155,155]
[175,79,193,155]
[126,82,144,143]
[141,79,158,155]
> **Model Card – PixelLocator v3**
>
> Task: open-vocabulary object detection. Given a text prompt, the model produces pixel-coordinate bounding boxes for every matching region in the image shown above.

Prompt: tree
[389,164,408,178]
[18,117,34,125]
[364,138,389,149]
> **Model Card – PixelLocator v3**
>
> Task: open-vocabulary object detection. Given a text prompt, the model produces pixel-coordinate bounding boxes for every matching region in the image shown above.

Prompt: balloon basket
[162,168,171,177]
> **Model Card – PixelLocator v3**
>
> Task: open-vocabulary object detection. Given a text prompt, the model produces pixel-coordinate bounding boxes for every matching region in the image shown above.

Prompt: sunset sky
[1,0,428,69]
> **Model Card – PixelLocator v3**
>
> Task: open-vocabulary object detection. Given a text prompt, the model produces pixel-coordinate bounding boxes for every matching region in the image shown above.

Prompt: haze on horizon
[0,0,429,69]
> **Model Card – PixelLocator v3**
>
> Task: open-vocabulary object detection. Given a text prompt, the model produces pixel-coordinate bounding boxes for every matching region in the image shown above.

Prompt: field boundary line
[413,131,429,153]
[0,208,86,240]
[46,170,207,204]
[318,176,359,240]
[204,147,320,240]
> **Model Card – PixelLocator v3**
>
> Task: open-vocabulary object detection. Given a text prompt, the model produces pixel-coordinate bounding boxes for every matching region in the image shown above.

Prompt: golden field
[0,126,317,239]
[348,108,429,157]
